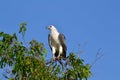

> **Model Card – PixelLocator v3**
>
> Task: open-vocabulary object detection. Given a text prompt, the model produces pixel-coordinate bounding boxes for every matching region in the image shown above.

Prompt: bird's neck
[51,30,59,36]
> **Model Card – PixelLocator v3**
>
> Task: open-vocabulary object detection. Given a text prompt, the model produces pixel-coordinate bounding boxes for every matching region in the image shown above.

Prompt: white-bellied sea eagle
[47,25,67,60]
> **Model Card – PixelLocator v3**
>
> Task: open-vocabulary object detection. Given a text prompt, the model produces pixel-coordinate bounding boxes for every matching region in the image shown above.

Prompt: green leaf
[19,22,27,37]
[0,32,4,37]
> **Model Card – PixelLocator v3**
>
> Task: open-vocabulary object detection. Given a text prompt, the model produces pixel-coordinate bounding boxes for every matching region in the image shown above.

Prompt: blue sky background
[0,0,120,80]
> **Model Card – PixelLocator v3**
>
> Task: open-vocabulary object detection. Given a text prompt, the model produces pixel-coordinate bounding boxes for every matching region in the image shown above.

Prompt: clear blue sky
[0,0,120,80]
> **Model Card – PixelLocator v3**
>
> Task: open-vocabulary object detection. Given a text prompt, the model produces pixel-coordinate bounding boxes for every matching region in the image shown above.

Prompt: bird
[47,25,67,60]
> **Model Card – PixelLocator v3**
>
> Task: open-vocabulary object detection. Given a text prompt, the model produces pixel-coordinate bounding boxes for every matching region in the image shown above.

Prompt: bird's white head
[47,25,58,32]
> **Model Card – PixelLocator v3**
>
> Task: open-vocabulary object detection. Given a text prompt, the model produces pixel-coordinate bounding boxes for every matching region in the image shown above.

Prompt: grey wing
[59,33,67,58]
[48,34,52,51]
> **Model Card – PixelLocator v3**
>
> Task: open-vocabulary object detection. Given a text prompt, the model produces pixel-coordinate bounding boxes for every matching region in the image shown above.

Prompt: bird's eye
[49,25,52,28]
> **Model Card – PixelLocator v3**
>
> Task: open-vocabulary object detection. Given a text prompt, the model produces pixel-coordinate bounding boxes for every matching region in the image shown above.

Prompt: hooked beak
[46,26,50,30]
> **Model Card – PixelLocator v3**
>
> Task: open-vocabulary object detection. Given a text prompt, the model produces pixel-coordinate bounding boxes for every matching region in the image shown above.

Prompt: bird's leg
[57,46,62,60]
[57,53,61,60]
[52,47,56,62]
[52,54,56,62]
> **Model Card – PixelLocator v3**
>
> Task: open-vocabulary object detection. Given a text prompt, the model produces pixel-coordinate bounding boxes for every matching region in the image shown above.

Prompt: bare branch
[91,48,103,67]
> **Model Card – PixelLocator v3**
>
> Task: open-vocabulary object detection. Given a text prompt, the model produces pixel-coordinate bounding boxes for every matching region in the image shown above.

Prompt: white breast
[51,30,59,44]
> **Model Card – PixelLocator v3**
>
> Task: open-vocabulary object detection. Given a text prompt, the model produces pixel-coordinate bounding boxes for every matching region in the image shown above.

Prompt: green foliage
[19,22,27,37]
[0,23,91,80]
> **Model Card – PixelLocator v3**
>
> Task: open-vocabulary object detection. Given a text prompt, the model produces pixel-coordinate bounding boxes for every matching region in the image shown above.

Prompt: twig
[91,48,103,68]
